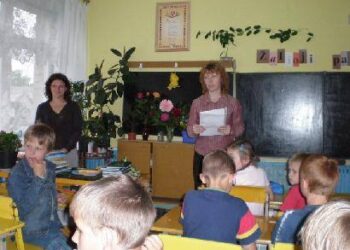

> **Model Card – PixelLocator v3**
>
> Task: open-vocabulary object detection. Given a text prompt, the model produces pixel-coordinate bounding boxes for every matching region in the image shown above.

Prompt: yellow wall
[87,0,350,145]
[88,0,350,73]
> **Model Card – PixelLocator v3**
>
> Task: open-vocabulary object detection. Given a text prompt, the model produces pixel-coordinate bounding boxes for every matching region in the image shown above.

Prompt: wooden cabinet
[152,142,194,199]
[118,139,195,199]
[117,139,152,175]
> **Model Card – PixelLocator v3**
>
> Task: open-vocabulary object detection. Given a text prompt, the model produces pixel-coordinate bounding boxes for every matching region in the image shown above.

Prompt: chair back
[270,243,301,250]
[230,185,267,203]
[159,234,241,250]
[229,185,269,216]
[0,195,18,220]
[0,195,43,250]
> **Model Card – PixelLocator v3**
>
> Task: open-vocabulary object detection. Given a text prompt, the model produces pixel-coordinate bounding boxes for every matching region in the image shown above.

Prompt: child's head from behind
[70,175,156,250]
[300,154,339,198]
[287,153,310,185]
[226,139,256,171]
[24,123,55,162]
[301,200,350,250]
[200,150,235,191]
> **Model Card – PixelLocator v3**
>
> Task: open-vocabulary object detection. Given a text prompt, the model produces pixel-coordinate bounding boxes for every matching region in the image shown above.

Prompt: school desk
[151,206,277,245]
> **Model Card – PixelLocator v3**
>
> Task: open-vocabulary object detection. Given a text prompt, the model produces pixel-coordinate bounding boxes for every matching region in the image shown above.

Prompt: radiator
[336,166,350,193]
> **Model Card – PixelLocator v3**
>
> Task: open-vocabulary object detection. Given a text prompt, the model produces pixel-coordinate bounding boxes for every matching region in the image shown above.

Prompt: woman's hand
[141,235,163,250]
[193,124,205,135]
[218,125,231,135]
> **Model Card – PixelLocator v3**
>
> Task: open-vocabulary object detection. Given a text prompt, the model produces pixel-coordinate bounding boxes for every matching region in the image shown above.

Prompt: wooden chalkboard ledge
[128,60,235,69]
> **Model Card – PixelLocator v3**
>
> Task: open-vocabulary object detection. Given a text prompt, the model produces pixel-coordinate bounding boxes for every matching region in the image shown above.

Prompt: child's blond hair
[24,123,55,151]
[201,150,235,181]
[301,200,350,250]
[70,175,156,249]
[288,153,310,166]
[300,154,339,197]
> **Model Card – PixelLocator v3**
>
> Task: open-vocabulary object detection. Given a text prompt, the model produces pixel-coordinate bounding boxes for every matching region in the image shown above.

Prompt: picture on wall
[155,1,190,52]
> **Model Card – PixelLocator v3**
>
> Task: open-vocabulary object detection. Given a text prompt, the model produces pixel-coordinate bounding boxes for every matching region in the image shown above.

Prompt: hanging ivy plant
[196,25,314,57]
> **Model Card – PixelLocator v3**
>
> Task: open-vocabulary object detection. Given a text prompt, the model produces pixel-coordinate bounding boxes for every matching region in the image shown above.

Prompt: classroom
[1,0,350,249]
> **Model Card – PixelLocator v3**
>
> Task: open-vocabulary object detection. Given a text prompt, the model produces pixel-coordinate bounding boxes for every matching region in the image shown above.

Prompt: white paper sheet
[199,108,227,136]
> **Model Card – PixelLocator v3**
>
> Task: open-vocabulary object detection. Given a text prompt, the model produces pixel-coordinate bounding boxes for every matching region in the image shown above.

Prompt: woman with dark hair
[35,73,82,167]
[187,62,244,189]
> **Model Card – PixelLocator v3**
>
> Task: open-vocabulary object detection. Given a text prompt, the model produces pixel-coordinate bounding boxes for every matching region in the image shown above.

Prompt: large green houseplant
[0,131,21,168]
[73,47,136,148]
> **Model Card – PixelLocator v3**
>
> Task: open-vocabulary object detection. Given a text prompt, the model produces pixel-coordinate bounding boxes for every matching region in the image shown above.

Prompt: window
[0,0,86,135]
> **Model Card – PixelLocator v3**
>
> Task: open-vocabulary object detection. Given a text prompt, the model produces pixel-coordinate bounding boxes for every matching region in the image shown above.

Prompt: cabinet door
[117,139,151,175]
[152,142,194,199]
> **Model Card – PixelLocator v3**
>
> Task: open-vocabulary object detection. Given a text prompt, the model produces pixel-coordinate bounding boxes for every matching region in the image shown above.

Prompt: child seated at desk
[226,139,273,216]
[181,150,261,250]
[8,123,71,250]
[69,174,162,250]
[279,153,308,212]
[272,154,339,244]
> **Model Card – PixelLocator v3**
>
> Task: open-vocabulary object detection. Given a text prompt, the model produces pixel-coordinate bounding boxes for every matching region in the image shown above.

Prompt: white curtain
[0,0,87,135]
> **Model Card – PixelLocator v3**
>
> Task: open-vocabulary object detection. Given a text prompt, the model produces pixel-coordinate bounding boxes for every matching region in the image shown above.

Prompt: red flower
[136,92,144,99]
[160,112,170,122]
[172,107,181,117]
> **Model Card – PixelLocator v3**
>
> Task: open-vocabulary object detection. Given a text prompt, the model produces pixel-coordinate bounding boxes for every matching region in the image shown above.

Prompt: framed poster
[155,2,190,52]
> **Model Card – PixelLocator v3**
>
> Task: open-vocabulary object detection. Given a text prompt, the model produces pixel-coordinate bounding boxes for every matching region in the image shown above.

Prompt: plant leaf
[111,48,122,57]
[196,31,201,38]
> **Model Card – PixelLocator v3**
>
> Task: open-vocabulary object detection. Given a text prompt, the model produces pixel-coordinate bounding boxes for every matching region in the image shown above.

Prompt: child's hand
[57,192,68,209]
[193,124,205,135]
[218,125,231,135]
[141,235,163,250]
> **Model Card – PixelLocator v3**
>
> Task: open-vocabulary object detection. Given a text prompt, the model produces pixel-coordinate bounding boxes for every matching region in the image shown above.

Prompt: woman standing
[187,62,244,188]
[35,73,82,168]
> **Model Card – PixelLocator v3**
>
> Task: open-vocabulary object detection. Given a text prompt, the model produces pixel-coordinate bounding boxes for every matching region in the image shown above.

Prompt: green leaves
[81,46,136,147]
[196,25,315,55]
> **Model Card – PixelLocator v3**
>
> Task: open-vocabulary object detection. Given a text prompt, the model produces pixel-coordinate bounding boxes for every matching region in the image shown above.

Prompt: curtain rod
[128,60,235,69]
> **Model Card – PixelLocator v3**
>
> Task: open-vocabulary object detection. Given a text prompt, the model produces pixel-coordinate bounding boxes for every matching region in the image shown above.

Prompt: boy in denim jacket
[8,123,71,250]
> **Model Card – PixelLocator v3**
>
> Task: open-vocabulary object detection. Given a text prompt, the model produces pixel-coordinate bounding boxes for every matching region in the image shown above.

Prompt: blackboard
[323,73,350,157]
[236,72,350,158]
[123,71,233,134]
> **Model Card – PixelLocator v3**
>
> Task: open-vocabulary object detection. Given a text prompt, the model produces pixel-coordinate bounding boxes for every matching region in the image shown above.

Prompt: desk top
[0,217,24,235]
[0,169,92,186]
[151,206,276,245]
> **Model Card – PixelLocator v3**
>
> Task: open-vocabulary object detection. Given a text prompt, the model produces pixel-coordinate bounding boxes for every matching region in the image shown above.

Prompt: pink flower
[160,112,170,122]
[159,99,174,112]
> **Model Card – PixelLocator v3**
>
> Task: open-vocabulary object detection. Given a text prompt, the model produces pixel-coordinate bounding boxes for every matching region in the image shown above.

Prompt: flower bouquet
[152,99,183,142]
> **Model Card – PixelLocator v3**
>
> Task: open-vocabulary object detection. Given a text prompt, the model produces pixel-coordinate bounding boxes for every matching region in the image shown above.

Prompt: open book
[199,108,227,136]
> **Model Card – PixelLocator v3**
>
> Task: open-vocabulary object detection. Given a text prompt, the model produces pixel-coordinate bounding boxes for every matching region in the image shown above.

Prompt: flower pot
[142,127,150,141]
[128,132,136,140]
[0,151,18,169]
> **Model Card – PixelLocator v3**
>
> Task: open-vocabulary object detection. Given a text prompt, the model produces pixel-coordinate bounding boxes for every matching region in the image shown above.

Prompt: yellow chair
[0,195,42,250]
[229,185,269,216]
[270,242,301,250]
[159,234,242,250]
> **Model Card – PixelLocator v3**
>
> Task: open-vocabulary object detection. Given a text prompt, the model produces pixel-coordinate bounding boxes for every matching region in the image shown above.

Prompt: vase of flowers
[152,99,182,143]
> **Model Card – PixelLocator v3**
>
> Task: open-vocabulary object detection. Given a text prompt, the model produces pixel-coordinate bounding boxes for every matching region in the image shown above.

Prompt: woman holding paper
[187,62,244,188]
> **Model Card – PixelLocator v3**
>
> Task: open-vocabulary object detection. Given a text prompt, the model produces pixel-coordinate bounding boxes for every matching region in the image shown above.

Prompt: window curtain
[0,0,87,134]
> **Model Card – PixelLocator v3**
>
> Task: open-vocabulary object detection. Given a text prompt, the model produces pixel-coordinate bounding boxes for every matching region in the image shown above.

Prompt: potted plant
[74,46,135,149]
[0,131,21,168]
